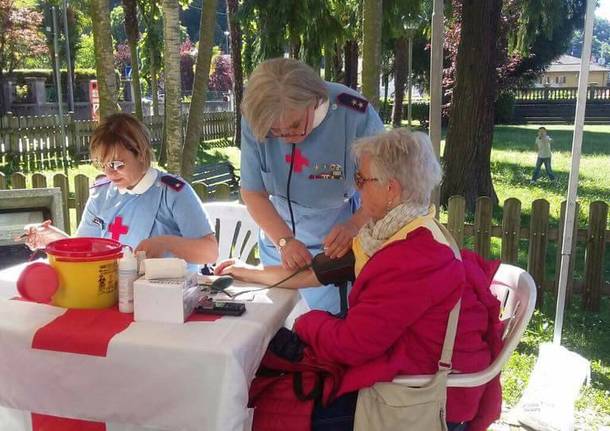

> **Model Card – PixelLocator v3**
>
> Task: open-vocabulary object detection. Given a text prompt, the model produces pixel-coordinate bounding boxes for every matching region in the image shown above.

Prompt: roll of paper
[142,258,188,280]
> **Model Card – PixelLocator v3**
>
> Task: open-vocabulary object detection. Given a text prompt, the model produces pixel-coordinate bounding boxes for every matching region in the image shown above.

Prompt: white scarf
[357,203,430,256]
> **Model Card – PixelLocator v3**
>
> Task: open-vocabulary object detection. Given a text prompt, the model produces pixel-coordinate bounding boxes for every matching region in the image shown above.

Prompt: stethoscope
[283,137,349,318]
[286,143,297,236]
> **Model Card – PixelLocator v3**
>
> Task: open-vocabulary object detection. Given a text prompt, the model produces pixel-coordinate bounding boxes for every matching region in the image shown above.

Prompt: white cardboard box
[133,272,201,324]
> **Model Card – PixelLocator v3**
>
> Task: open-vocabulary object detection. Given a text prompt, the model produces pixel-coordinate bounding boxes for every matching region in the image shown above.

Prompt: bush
[495,91,515,124]
[379,101,430,127]
[76,34,96,69]
[208,55,234,92]
[411,102,430,126]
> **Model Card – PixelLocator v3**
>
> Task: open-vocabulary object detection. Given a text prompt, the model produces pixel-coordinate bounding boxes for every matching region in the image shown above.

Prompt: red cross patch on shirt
[108,216,129,241]
[285,148,310,173]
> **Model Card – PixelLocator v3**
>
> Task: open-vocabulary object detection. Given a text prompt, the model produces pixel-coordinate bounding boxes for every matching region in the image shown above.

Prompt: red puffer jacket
[294,227,503,431]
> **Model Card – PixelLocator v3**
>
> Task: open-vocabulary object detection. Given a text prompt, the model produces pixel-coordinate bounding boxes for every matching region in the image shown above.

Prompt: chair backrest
[392,263,537,388]
[203,202,259,262]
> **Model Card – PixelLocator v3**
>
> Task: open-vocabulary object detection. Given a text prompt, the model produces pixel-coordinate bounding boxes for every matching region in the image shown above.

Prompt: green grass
[502,295,610,429]
[491,124,610,226]
[487,124,610,429]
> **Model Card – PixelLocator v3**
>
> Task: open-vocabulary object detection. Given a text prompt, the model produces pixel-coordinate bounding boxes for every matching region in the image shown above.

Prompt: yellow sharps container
[45,237,122,309]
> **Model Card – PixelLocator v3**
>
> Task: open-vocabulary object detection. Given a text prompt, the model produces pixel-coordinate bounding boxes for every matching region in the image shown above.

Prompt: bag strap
[438,300,461,371]
[293,371,324,402]
[432,218,462,372]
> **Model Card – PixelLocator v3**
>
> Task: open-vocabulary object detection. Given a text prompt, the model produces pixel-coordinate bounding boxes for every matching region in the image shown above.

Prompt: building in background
[535,55,610,87]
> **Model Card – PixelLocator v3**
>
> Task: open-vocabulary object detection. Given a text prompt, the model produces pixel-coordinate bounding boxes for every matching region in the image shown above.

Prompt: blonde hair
[90,113,154,168]
[352,129,442,206]
[241,58,328,141]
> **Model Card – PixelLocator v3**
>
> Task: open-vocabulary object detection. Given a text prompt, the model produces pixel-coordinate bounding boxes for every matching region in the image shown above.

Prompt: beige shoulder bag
[354,220,461,431]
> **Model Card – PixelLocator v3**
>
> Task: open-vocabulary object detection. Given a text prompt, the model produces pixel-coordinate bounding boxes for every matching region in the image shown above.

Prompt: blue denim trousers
[311,391,468,431]
[532,157,556,181]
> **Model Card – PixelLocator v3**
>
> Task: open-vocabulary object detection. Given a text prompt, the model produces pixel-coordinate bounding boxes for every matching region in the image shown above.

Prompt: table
[0,262,298,431]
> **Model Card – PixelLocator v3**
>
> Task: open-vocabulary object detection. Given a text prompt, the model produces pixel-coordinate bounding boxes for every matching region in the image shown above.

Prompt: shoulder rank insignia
[91,175,111,189]
[337,93,368,113]
[160,174,185,192]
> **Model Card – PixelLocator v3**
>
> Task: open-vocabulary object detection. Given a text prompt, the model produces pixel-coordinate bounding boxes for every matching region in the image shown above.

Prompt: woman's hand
[214,258,261,283]
[322,221,359,259]
[280,239,313,271]
[19,220,68,250]
[135,236,169,258]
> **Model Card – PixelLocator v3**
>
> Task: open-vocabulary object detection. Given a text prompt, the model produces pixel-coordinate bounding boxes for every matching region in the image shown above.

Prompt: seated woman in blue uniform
[22,113,218,265]
[240,58,384,314]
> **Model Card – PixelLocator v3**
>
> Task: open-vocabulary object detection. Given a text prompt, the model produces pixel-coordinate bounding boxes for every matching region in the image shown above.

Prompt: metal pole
[553,0,596,345]
[429,0,444,213]
[52,7,69,177]
[407,33,413,128]
[61,0,75,113]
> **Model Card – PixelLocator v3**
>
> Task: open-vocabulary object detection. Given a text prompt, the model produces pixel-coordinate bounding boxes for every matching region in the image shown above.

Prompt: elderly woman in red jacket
[217,128,503,431]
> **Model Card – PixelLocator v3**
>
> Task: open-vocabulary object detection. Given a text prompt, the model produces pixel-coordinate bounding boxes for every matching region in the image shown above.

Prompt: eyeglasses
[93,160,127,171]
[354,171,379,189]
[267,107,311,139]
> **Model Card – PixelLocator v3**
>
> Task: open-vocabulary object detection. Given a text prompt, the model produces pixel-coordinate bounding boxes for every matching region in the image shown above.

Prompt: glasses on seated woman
[93,160,127,171]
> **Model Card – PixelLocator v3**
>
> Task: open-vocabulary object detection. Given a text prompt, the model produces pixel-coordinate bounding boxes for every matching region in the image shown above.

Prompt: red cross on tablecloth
[285,148,309,173]
[108,216,129,241]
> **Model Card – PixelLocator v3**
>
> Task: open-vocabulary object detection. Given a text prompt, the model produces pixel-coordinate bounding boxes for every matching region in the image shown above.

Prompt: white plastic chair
[203,202,259,261]
[392,263,537,388]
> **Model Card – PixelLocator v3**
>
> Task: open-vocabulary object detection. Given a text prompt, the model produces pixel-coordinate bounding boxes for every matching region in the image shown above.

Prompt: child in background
[531,126,556,183]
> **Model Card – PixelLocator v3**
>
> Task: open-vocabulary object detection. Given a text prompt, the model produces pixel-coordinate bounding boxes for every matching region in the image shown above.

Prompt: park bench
[192,161,240,199]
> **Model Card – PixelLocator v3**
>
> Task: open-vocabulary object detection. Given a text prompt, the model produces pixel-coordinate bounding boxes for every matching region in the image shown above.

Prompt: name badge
[309,163,344,180]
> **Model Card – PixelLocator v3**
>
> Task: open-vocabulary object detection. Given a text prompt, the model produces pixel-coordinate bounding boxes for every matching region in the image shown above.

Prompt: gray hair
[241,58,328,141]
[352,128,442,206]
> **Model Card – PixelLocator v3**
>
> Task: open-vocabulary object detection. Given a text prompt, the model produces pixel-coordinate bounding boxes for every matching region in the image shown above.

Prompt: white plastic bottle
[118,247,138,313]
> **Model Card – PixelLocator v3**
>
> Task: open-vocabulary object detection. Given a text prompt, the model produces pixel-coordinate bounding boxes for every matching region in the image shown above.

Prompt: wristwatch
[277,237,294,251]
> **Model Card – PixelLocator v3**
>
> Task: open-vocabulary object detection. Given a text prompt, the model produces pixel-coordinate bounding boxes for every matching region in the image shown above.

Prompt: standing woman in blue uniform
[23,113,218,266]
[240,58,384,314]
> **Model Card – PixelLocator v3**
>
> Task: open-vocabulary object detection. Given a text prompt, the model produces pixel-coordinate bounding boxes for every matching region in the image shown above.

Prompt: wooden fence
[0,112,235,172]
[1,173,608,312]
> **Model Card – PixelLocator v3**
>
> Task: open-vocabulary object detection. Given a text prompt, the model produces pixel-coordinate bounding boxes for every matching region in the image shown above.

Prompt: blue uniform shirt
[240,82,385,313]
[76,168,214,267]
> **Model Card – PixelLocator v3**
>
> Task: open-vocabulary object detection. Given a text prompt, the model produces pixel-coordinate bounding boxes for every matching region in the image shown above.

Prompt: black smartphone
[194,301,246,316]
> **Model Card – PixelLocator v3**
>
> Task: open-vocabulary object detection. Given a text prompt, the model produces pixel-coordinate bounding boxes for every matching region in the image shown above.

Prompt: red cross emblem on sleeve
[285,148,309,173]
[109,216,129,241]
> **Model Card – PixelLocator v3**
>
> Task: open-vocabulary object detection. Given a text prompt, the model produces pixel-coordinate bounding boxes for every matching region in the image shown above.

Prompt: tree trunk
[289,37,301,59]
[332,42,343,83]
[242,28,255,77]
[361,0,382,110]
[90,0,119,119]
[392,36,407,128]
[441,0,502,212]
[161,0,183,174]
[150,45,159,117]
[382,72,389,123]
[181,0,218,180]
[122,0,143,120]
[344,40,358,90]
[324,45,333,81]
[227,0,243,148]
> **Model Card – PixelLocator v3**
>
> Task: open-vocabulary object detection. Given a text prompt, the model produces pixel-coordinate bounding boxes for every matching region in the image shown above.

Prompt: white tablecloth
[0,262,298,431]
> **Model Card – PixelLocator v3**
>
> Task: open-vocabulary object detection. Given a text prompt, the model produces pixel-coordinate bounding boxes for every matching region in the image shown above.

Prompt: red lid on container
[45,237,123,262]
[17,262,59,303]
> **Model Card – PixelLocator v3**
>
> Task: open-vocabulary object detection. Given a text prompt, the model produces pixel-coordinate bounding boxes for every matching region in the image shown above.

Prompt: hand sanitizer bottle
[118,247,138,313]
